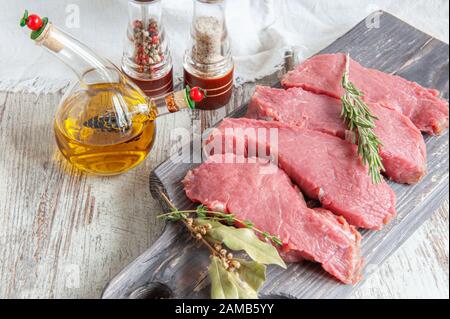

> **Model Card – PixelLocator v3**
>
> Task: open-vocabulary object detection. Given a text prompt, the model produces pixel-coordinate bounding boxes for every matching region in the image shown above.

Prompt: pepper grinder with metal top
[122,0,174,97]
[183,0,234,110]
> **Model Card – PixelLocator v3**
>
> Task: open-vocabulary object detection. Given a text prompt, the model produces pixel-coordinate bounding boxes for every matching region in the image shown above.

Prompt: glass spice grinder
[184,0,234,110]
[20,10,203,176]
[122,0,174,97]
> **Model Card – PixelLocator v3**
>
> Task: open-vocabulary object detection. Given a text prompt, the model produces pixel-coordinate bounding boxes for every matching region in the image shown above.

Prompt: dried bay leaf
[209,256,238,299]
[209,256,259,299]
[235,259,266,292]
[198,220,286,268]
[227,271,258,299]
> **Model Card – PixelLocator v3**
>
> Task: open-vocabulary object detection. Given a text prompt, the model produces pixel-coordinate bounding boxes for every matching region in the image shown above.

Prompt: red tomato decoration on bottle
[26,14,43,31]
[189,87,205,102]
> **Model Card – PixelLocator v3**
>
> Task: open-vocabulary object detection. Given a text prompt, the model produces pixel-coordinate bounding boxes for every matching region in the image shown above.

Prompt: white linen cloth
[0,0,448,93]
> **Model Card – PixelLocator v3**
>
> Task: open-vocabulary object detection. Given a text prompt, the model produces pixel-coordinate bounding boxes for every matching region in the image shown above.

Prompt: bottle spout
[20,10,64,53]
[150,86,207,118]
[20,9,121,81]
[81,86,207,133]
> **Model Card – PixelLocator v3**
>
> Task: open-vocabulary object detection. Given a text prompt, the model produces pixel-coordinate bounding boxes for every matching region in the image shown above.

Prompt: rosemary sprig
[341,53,385,184]
[158,204,283,246]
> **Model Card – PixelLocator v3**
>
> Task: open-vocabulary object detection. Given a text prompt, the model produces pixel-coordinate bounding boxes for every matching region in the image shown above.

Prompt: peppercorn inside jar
[122,0,174,97]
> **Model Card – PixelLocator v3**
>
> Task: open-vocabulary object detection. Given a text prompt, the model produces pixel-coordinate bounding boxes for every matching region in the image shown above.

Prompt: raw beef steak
[281,53,449,135]
[207,118,397,230]
[247,86,427,184]
[183,154,363,284]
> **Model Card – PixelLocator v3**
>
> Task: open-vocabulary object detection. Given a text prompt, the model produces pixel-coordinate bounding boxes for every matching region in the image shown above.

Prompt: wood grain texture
[0,11,448,299]
[352,201,449,299]
[102,12,449,299]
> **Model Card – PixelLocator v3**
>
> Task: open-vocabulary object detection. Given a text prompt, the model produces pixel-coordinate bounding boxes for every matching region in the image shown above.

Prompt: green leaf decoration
[209,257,259,299]
[199,220,286,269]
[20,10,28,27]
[31,17,48,40]
[184,86,196,110]
[235,259,266,292]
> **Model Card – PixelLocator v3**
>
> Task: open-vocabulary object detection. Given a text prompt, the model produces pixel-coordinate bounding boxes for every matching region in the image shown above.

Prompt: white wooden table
[0,73,448,298]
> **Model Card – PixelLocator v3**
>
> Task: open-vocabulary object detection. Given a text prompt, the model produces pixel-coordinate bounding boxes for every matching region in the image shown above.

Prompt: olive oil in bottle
[21,11,201,176]
[54,81,156,175]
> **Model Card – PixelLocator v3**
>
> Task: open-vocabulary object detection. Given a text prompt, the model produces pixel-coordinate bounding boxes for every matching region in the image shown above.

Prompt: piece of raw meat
[247,86,427,184]
[206,118,397,230]
[281,53,449,135]
[183,154,363,284]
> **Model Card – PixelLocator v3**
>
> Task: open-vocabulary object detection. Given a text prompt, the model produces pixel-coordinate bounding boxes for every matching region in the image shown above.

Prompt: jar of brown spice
[183,0,234,110]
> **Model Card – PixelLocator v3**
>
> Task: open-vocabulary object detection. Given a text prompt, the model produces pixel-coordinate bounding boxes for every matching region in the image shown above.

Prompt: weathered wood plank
[352,201,449,299]
[102,12,449,299]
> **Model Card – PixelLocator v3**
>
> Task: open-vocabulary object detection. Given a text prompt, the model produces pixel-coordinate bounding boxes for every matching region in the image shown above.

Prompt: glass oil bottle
[20,10,201,176]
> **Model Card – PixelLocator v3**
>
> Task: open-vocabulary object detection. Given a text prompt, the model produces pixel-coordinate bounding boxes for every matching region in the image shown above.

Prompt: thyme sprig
[157,197,283,247]
[341,53,385,184]
[158,193,219,257]
[157,191,286,299]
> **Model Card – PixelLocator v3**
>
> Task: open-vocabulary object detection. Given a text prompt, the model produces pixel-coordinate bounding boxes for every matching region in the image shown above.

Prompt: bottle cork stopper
[165,89,189,113]
[35,22,65,53]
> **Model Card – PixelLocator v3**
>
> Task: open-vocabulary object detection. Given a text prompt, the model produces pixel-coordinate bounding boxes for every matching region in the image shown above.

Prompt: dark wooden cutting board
[102,11,449,299]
